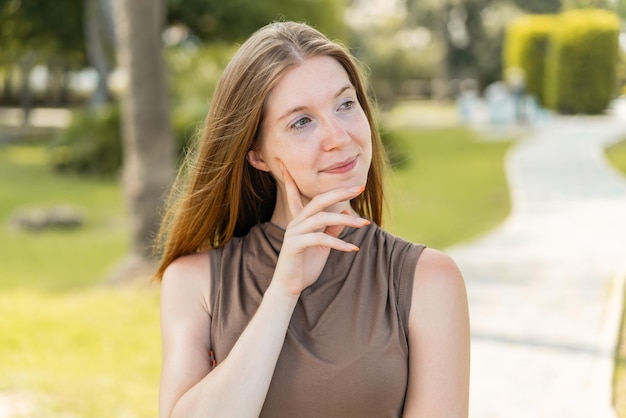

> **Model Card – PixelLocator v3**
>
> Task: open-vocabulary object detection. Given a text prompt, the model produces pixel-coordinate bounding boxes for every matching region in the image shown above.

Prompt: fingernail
[349,244,360,251]
[358,218,371,225]
[348,186,364,193]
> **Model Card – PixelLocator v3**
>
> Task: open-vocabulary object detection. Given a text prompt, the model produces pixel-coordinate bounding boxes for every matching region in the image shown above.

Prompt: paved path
[449,109,626,417]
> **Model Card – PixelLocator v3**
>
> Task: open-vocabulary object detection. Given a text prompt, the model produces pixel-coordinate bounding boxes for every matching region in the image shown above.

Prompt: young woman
[156,21,469,418]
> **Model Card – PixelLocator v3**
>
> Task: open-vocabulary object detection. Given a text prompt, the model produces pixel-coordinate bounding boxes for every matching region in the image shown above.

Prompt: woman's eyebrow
[277,85,355,122]
[335,84,354,98]
[278,106,307,122]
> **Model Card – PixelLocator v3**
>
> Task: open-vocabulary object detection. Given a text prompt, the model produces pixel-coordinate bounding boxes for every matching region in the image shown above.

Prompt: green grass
[0,142,129,291]
[0,125,514,417]
[0,139,160,417]
[606,138,626,418]
[385,127,513,249]
[0,287,160,417]
[607,138,626,175]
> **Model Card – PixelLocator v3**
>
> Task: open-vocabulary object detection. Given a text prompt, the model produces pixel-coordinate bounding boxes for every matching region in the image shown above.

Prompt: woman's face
[248,56,372,206]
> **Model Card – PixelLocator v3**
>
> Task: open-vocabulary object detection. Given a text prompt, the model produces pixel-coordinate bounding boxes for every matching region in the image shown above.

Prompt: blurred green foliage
[167,43,237,154]
[0,0,86,64]
[0,0,346,64]
[167,0,347,41]
[48,105,122,176]
[544,9,620,114]
[400,0,561,94]
[509,0,562,13]
[504,15,558,106]
[562,0,612,8]
[606,138,626,175]
[48,44,236,176]
[504,9,620,114]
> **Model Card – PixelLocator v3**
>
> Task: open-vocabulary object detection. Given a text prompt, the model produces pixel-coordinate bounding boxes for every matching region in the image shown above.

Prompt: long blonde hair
[154,21,387,281]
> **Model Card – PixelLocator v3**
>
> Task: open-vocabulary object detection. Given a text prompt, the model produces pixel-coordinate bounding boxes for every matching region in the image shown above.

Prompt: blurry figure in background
[485,80,514,126]
[155,21,470,418]
[506,66,526,124]
[457,78,479,124]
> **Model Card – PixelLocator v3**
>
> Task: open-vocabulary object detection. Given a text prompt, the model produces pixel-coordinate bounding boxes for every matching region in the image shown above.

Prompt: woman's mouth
[321,156,358,174]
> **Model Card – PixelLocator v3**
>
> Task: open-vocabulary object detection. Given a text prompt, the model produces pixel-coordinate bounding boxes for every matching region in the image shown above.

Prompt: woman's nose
[321,117,350,151]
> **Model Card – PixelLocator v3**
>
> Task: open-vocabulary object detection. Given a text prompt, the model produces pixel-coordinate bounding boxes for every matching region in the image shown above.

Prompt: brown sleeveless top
[208,222,425,417]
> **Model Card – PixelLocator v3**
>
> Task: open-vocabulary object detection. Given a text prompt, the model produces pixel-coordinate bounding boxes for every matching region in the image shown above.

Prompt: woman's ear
[246,149,271,172]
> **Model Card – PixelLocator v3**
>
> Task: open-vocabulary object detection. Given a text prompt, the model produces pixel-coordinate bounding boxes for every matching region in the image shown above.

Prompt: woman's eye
[339,100,355,111]
[291,117,311,130]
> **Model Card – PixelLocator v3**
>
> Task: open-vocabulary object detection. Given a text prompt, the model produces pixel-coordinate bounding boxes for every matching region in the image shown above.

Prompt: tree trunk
[110,0,174,283]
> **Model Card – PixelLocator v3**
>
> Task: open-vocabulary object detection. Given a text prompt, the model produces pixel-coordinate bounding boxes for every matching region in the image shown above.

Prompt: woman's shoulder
[415,248,463,281]
[161,251,213,314]
[163,251,212,282]
[411,247,467,309]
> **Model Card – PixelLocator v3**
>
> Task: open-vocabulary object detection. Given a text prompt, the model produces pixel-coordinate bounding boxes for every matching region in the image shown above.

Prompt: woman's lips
[321,156,358,174]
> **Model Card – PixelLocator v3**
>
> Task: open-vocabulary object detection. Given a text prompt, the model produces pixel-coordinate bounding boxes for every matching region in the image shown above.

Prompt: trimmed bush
[503,15,557,106]
[544,9,620,114]
[379,128,411,170]
[48,103,203,176]
[49,105,123,176]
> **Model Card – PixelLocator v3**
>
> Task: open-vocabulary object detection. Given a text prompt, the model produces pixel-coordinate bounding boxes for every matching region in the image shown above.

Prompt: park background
[1,0,626,416]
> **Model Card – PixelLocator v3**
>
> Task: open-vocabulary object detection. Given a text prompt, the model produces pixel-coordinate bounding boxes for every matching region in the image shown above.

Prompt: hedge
[543,9,620,114]
[48,105,123,176]
[504,9,620,114]
[503,14,557,106]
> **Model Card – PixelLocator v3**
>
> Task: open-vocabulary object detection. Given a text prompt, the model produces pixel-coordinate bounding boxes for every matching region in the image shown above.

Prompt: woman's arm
[159,253,300,418]
[159,253,213,417]
[403,248,470,418]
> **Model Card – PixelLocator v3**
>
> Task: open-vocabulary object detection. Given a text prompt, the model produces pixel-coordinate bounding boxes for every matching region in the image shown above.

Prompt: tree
[166,0,347,42]
[562,0,610,8]
[111,0,175,282]
[616,0,626,20]
[0,0,85,115]
[619,0,626,17]
[401,0,564,93]
[509,0,561,13]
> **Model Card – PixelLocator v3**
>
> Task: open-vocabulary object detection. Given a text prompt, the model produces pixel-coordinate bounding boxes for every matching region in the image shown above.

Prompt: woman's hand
[270,163,370,296]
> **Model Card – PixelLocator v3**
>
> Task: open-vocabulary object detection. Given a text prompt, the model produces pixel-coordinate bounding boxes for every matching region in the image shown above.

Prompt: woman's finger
[295,185,365,221]
[324,209,356,238]
[285,211,370,238]
[286,231,360,253]
[280,161,304,218]
[279,160,366,224]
